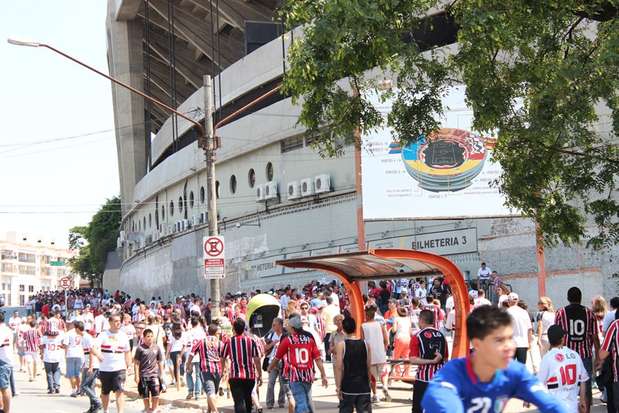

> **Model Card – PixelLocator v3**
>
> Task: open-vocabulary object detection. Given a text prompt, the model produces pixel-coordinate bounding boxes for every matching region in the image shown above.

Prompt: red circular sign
[204,237,224,257]
[59,277,72,289]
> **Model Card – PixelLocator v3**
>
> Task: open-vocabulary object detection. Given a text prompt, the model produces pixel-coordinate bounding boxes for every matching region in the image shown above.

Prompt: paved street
[7,362,609,413]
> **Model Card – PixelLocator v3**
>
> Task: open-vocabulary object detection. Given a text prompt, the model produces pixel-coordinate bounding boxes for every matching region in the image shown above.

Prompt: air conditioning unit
[300,178,314,197]
[287,181,300,200]
[314,174,332,194]
[256,184,265,202]
[264,181,278,200]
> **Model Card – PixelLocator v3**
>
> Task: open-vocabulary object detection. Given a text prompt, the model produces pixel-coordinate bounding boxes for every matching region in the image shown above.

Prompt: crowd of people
[0,264,616,413]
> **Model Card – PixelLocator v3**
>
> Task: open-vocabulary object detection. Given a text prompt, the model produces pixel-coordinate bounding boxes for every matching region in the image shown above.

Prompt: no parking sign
[203,236,225,279]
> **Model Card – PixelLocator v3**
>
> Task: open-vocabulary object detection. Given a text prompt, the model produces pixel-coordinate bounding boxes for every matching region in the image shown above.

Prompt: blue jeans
[186,362,202,396]
[81,368,102,409]
[290,381,313,413]
[44,362,61,391]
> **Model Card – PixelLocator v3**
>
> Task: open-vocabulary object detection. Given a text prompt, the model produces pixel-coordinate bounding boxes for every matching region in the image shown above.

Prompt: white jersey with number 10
[538,346,589,413]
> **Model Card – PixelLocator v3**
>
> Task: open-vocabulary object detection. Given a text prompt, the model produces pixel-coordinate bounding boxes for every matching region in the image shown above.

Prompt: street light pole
[203,75,221,318]
[7,38,206,140]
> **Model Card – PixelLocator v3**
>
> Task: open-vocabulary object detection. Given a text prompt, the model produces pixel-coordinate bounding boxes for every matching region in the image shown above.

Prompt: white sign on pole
[362,86,515,220]
[59,276,72,289]
[203,236,225,279]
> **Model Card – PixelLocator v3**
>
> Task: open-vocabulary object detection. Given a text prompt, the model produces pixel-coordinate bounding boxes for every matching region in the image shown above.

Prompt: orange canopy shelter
[276,248,470,358]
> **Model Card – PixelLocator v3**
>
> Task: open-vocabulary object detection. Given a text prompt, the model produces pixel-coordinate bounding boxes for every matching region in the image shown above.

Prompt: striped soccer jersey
[555,304,597,359]
[409,327,448,382]
[223,334,259,380]
[275,331,320,383]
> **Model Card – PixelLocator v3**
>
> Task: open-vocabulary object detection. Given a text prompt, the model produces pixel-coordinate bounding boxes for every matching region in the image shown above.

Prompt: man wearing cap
[269,315,328,413]
[506,292,533,364]
[538,325,588,412]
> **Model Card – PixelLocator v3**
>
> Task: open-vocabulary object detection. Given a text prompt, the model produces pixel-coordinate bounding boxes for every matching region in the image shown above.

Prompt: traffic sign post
[203,236,225,279]
[59,276,72,319]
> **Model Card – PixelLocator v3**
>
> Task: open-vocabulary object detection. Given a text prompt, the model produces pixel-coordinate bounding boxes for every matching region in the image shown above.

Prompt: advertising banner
[362,86,514,220]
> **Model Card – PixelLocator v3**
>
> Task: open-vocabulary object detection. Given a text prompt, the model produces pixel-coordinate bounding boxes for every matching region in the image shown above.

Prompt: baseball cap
[507,292,519,301]
[288,316,302,330]
[547,324,565,344]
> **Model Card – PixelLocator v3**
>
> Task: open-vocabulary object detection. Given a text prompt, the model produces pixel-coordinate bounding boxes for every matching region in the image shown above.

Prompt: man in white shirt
[477,262,492,280]
[8,312,21,352]
[82,306,95,333]
[538,325,589,412]
[474,289,492,308]
[415,280,427,300]
[90,313,131,413]
[63,321,85,397]
[602,297,619,333]
[81,329,102,412]
[184,317,206,400]
[506,292,533,364]
[0,313,13,413]
[94,310,110,336]
[40,330,65,394]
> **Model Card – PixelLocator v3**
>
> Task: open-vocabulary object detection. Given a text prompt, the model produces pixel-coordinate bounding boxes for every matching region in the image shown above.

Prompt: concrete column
[106,0,146,215]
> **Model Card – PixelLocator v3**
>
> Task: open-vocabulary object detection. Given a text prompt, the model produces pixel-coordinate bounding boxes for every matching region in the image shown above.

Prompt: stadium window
[230,175,237,194]
[281,135,304,153]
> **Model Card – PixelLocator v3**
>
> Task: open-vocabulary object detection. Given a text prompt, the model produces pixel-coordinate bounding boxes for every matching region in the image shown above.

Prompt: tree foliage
[280,0,619,248]
[69,197,121,285]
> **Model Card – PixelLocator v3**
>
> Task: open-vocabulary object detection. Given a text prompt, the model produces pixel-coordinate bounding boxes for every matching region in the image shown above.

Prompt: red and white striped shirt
[409,327,448,382]
[21,328,40,353]
[555,304,597,359]
[190,336,224,375]
[222,334,259,380]
[601,319,619,381]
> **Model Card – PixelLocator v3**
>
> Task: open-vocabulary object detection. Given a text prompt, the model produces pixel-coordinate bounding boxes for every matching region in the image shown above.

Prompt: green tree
[69,197,121,285]
[280,0,618,248]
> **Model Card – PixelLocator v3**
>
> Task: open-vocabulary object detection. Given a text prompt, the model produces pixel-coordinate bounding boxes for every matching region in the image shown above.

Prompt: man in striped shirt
[20,319,40,382]
[554,287,599,413]
[409,309,448,413]
[222,318,262,413]
[187,323,224,413]
[269,315,328,413]
[598,317,619,410]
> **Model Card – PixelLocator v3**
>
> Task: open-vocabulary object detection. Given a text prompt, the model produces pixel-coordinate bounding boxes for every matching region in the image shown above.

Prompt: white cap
[508,292,519,301]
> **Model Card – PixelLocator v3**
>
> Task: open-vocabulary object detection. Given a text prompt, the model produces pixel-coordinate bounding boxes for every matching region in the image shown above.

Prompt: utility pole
[204,75,221,318]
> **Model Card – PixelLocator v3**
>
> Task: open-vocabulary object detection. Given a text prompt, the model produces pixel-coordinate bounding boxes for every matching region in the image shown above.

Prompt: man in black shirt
[134,329,163,413]
[334,317,372,413]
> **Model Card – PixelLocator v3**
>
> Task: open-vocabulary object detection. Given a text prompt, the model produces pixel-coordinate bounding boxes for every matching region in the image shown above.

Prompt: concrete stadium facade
[105,0,618,308]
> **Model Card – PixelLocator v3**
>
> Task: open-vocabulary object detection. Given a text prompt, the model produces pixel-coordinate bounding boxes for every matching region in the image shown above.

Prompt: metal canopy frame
[276,248,470,358]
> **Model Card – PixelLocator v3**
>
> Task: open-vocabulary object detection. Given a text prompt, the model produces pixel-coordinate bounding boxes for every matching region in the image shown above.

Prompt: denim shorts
[0,362,11,390]
[66,357,83,378]
[201,371,221,396]
[289,381,312,413]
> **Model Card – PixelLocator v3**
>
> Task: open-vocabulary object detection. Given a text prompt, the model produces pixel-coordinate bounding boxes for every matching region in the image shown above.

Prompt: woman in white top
[361,304,391,402]
[391,307,412,378]
[536,296,555,356]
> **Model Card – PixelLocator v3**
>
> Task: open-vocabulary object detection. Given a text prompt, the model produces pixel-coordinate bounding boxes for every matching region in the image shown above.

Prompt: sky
[0,1,119,246]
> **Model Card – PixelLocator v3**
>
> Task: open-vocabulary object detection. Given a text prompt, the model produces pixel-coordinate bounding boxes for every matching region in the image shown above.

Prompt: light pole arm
[10,40,205,140]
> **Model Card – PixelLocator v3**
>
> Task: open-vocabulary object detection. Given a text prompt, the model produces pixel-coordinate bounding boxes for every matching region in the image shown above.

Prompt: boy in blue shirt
[422,305,567,413]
